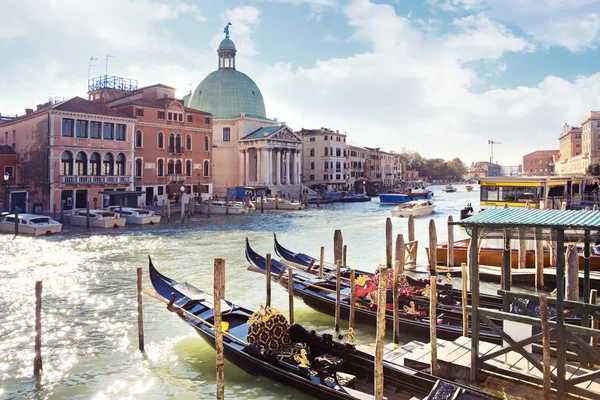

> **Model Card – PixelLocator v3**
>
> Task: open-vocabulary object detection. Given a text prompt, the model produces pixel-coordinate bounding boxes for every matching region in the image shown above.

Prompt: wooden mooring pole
[566,244,579,301]
[266,253,272,307]
[335,261,341,333]
[462,262,468,337]
[334,229,343,265]
[137,267,145,352]
[181,196,185,224]
[395,234,405,275]
[591,289,598,349]
[349,269,356,340]
[393,260,401,344]
[214,258,226,400]
[33,280,42,377]
[287,267,294,325]
[85,201,90,230]
[408,215,415,242]
[447,216,454,268]
[428,219,437,274]
[343,245,347,269]
[319,246,325,279]
[430,275,437,376]
[540,294,551,400]
[518,227,527,269]
[535,227,545,290]
[167,198,171,222]
[374,265,388,400]
[14,207,19,235]
[386,217,392,268]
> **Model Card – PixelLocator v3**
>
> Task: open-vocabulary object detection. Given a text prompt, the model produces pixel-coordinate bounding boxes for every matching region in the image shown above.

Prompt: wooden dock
[357,337,600,399]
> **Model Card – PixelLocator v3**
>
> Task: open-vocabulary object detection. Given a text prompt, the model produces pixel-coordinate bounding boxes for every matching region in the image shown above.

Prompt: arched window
[75,151,88,176]
[186,160,192,176]
[169,133,175,153]
[186,134,192,151]
[158,132,164,149]
[116,153,126,176]
[103,153,114,176]
[310,148,315,157]
[135,158,143,177]
[203,160,210,177]
[175,160,182,174]
[175,134,182,153]
[204,136,209,151]
[168,160,174,174]
[310,162,315,170]
[135,130,143,148]
[157,159,164,177]
[89,152,101,176]
[330,147,333,156]
[336,148,341,157]
[324,147,328,156]
[61,151,73,176]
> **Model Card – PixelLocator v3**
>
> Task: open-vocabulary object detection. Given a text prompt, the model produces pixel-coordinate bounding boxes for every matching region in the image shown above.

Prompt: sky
[2,0,600,166]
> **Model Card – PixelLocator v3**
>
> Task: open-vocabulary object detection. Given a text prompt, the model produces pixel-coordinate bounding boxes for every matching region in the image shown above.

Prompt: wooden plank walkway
[395,337,600,399]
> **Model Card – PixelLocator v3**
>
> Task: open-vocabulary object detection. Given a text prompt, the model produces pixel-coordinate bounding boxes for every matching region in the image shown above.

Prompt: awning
[99,190,143,196]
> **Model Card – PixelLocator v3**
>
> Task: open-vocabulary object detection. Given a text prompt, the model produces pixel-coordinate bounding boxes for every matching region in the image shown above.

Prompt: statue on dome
[224,22,232,39]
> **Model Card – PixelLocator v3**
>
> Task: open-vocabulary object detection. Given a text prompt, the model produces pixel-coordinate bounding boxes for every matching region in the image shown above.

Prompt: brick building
[522,150,559,176]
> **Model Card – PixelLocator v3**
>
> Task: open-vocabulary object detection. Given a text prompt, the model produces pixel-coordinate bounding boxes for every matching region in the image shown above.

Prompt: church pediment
[268,126,301,142]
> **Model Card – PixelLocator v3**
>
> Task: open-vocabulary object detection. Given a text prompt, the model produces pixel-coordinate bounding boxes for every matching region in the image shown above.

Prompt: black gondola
[246,239,502,344]
[148,258,495,400]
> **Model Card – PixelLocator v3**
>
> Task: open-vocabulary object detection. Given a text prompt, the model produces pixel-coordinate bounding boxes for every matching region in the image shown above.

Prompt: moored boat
[442,185,456,193]
[148,258,494,400]
[107,206,161,225]
[391,200,435,218]
[339,192,371,203]
[69,209,126,228]
[201,200,254,214]
[252,197,305,210]
[0,213,62,235]
[465,185,474,192]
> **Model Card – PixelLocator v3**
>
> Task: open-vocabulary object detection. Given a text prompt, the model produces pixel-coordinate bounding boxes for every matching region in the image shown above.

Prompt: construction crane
[488,139,502,164]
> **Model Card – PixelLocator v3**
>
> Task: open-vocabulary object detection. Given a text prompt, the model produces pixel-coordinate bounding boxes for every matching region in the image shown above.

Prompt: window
[178,114,183,122]
[135,130,143,148]
[324,136,328,140]
[103,153,114,175]
[309,174,314,180]
[324,147,328,156]
[168,112,173,120]
[61,151,73,175]
[75,152,87,175]
[115,124,126,141]
[158,132,164,149]
[223,127,231,142]
[157,186,164,195]
[175,134,182,153]
[187,115,193,123]
[186,160,192,176]
[76,120,88,138]
[186,135,192,151]
[169,133,175,152]
[323,174,328,180]
[62,118,74,137]
[309,137,315,142]
[157,159,164,177]
[135,158,143,177]
[336,162,341,171]
[90,122,101,139]
[310,162,315,170]
[103,123,114,140]
[158,111,165,119]
[336,137,340,142]
[204,136,210,151]
[204,116,210,125]
[175,160,182,174]
[89,152,101,176]
[310,148,315,157]
[336,174,341,180]
[136,108,144,117]
[336,148,341,157]
[168,160,175,174]
[203,160,210,177]
[116,153,126,175]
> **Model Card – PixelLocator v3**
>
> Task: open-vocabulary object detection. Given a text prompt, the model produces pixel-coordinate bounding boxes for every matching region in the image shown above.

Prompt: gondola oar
[143,288,247,346]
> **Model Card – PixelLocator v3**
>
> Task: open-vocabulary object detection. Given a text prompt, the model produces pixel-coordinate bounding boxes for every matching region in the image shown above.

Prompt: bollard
[137,267,145,352]
[214,258,226,400]
[430,276,437,376]
[374,265,388,400]
[266,253,272,307]
[33,281,43,376]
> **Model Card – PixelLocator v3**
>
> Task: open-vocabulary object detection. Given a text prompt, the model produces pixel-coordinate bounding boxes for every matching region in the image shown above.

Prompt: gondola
[273,233,504,310]
[247,239,502,344]
[148,258,495,399]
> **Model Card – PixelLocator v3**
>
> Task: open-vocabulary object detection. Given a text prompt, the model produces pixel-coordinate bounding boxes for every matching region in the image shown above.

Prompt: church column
[245,149,250,185]
[239,149,245,186]
[257,148,262,184]
[276,149,281,185]
[296,149,301,185]
[265,149,272,185]
[285,149,291,185]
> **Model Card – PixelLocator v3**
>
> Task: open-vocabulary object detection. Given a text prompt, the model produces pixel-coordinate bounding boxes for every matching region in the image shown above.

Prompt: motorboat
[390,200,435,218]
[379,188,432,204]
[200,200,254,214]
[465,185,474,192]
[69,209,126,228]
[0,213,62,235]
[252,197,305,210]
[442,185,457,193]
[339,192,371,203]
[107,206,161,225]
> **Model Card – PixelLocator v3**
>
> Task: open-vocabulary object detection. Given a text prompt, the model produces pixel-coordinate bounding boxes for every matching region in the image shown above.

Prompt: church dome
[186,32,266,119]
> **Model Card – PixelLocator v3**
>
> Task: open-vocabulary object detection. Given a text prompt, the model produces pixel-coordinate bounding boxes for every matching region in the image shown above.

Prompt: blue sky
[2,0,600,166]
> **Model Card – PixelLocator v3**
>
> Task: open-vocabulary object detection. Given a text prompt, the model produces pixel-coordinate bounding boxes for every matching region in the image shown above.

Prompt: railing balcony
[167,174,188,182]
[60,175,132,184]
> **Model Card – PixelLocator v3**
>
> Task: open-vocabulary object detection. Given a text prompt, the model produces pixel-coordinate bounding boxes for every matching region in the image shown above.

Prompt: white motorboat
[200,200,254,214]
[0,213,62,235]
[107,206,161,225]
[252,197,305,211]
[442,185,457,193]
[69,209,126,228]
[391,200,436,218]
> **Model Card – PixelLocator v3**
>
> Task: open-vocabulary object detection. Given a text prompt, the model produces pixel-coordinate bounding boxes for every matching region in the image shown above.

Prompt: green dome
[187,69,267,119]
[218,38,236,52]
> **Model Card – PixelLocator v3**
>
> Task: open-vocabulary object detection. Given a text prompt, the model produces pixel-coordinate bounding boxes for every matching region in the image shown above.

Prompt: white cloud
[0,16,28,39]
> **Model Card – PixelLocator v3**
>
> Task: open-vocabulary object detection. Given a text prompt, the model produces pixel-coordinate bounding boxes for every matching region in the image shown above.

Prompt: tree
[587,161,600,177]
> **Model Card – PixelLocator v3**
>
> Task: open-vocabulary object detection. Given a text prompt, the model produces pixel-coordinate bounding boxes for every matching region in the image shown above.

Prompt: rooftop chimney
[25,109,33,115]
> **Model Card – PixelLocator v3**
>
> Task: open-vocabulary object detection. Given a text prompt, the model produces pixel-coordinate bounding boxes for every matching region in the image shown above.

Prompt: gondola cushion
[247,306,291,351]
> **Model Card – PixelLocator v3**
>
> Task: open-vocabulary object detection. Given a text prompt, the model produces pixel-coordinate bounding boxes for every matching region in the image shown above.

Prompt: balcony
[167,174,188,182]
[61,175,132,184]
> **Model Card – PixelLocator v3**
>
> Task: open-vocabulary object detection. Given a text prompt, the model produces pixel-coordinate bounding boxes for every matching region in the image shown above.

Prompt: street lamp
[180,185,185,206]
[3,172,9,212]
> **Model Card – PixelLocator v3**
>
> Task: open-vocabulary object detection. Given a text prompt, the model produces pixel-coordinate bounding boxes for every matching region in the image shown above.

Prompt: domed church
[185,24,303,198]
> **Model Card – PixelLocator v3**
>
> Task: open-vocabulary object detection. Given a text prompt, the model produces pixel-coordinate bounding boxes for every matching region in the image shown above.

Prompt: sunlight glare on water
[0,185,486,399]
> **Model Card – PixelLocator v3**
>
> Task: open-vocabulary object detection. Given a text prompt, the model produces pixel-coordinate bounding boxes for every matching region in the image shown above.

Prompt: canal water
[0,185,486,400]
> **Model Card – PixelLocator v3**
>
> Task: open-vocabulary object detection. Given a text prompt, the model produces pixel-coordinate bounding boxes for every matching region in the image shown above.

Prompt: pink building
[0,97,136,214]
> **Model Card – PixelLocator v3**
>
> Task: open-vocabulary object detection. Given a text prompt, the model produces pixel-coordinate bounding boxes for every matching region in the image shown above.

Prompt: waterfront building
[405,170,419,180]
[185,29,302,197]
[522,150,558,176]
[0,145,17,211]
[346,144,368,189]
[0,97,136,214]
[463,161,496,180]
[90,80,214,205]
[555,112,600,176]
[299,128,347,191]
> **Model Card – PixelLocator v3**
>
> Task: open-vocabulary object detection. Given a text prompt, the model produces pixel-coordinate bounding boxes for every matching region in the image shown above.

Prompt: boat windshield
[97,212,116,217]
[29,217,51,224]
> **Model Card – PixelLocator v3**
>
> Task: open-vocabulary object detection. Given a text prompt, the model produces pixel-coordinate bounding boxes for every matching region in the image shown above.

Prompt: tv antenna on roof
[488,139,502,164]
[105,55,114,76]
[88,56,97,85]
